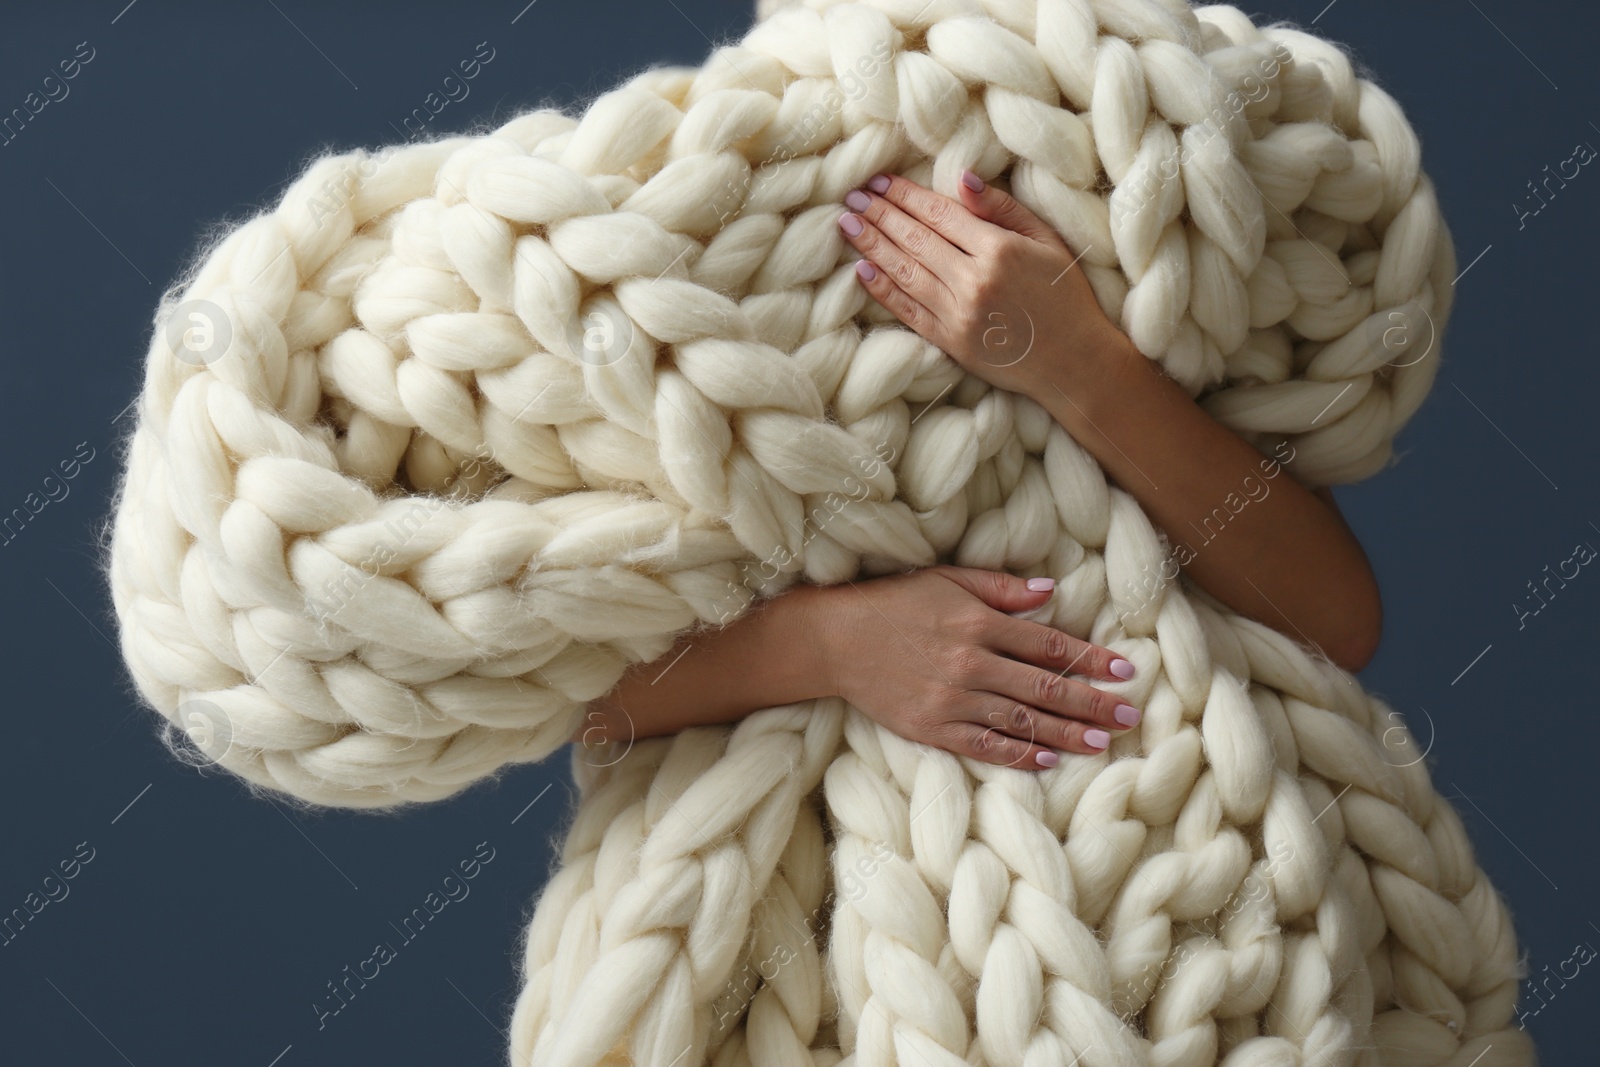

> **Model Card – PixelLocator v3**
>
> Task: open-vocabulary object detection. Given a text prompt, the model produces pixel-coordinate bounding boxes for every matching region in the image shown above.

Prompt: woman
[104,3,1536,1059]
[575,166,1380,771]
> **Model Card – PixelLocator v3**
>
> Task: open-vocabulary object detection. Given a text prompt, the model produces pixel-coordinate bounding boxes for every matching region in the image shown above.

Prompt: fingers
[841,181,971,290]
[946,691,1114,769]
[953,168,1069,250]
[968,652,1141,735]
[929,564,1057,614]
[856,173,996,254]
[839,203,956,321]
[929,565,1135,684]
[849,258,949,347]
[986,611,1137,684]
[942,717,1063,769]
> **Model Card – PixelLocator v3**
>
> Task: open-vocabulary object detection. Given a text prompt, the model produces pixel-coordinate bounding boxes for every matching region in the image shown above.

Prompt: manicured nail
[845,189,871,212]
[1114,704,1141,727]
[855,260,877,281]
[867,174,891,193]
[1035,750,1059,768]
[1109,658,1136,679]
[838,212,863,237]
[1084,729,1110,750]
[960,169,985,192]
[1026,577,1055,592]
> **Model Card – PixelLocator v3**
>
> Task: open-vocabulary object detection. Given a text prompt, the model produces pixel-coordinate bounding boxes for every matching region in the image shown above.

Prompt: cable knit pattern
[104,1,1535,1064]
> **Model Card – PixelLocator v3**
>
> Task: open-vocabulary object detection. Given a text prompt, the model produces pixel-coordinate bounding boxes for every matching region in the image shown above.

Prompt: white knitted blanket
[104,1,1536,1064]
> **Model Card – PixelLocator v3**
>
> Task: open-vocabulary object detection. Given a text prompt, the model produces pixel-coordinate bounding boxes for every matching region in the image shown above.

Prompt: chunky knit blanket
[104,0,1535,1064]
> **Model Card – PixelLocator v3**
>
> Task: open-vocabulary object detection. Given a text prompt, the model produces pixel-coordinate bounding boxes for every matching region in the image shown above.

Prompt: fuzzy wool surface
[105,1,1535,1064]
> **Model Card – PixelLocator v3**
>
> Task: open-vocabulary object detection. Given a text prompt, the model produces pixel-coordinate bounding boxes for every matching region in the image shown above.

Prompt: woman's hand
[816,565,1141,769]
[836,170,1132,403]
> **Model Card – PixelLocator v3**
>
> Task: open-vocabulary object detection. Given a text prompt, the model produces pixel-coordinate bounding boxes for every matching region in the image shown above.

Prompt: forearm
[1033,330,1382,672]
[570,582,840,745]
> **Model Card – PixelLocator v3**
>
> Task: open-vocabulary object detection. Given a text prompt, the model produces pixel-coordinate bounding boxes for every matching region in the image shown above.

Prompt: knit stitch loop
[105,1,1532,1064]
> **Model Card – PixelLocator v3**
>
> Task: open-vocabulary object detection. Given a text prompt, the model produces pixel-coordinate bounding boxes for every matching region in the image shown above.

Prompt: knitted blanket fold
[104,1,1537,1064]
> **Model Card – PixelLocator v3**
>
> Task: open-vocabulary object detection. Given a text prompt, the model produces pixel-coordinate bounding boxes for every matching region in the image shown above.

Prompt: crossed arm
[570,170,1381,760]
[833,170,1382,673]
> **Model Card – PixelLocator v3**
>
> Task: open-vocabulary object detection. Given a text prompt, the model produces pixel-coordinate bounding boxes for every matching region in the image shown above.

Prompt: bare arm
[832,171,1383,673]
[570,582,837,746]
[574,566,1146,768]
[1036,332,1383,673]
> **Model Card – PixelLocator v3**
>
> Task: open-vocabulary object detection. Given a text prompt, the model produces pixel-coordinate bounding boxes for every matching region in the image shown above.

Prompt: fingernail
[1114,704,1141,727]
[961,169,985,192]
[1026,577,1055,592]
[1035,750,1059,768]
[845,189,871,212]
[838,212,863,237]
[855,260,877,281]
[867,174,891,193]
[1084,729,1111,750]
[1109,658,1136,679]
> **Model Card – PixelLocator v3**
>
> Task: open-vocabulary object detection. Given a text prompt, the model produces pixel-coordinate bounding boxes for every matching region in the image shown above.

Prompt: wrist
[1034,325,1142,429]
[787,582,851,701]
[1035,323,1137,405]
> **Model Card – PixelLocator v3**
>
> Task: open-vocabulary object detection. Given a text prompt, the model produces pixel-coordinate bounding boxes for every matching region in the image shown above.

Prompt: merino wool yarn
[104,0,1537,1064]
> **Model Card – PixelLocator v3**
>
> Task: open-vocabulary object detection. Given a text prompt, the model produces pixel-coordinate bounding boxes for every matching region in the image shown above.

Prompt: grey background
[0,0,1592,1063]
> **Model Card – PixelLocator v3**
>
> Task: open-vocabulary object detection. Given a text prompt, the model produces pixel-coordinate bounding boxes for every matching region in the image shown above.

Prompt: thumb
[957,169,1066,248]
[932,565,1056,614]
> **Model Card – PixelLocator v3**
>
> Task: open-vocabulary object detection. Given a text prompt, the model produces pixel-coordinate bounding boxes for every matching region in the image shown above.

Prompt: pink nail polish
[1109,658,1135,679]
[961,169,985,192]
[1035,750,1059,768]
[1114,704,1141,727]
[1084,729,1110,750]
[838,212,863,237]
[845,189,871,212]
[1026,577,1055,592]
[855,260,877,281]
[867,174,891,193]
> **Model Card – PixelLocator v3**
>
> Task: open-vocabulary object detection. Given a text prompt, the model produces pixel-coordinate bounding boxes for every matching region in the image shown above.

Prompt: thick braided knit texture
[104,1,1536,1064]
